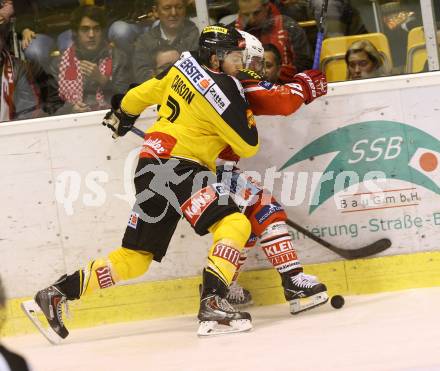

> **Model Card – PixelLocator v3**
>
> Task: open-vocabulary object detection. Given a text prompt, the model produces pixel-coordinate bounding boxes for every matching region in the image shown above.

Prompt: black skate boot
[21,274,77,344]
[281,271,328,314]
[197,270,252,336]
[226,281,253,308]
[35,285,69,338]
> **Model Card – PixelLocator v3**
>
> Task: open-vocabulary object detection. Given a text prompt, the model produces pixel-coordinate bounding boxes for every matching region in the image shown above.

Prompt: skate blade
[289,292,329,315]
[21,300,63,345]
[197,319,252,337]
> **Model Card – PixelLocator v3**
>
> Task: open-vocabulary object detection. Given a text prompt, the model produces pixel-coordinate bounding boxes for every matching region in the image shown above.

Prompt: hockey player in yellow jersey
[21,25,259,342]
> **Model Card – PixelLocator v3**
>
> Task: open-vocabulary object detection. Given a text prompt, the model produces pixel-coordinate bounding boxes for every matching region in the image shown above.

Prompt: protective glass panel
[3,0,201,122]
[206,0,439,82]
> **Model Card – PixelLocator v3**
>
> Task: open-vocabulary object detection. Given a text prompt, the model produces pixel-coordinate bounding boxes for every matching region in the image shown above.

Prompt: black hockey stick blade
[334,238,392,260]
[286,218,391,259]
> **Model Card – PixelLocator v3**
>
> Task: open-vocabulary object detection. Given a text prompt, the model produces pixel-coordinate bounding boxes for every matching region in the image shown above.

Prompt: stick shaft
[312,0,329,70]
[130,126,145,138]
[312,32,325,69]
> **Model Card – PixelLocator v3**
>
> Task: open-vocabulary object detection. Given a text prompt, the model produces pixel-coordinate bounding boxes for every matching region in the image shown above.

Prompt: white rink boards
[3,287,440,371]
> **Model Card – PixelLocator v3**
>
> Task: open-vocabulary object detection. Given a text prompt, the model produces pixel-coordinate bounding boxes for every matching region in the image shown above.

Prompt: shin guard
[206,213,251,288]
[260,222,302,274]
[81,247,153,296]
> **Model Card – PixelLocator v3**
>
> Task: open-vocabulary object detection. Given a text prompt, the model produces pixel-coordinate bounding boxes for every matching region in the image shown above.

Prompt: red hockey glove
[292,70,327,104]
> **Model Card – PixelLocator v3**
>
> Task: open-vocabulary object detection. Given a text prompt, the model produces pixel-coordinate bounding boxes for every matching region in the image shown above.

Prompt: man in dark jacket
[234,0,313,82]
[4,55,63,120]
[308,0,367,37]
[132,0,199,83]
[0,25,62,120]
[15,0,80,66]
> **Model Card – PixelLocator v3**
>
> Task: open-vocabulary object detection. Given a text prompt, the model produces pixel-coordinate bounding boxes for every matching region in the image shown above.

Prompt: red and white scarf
[58,45,112,109]
[1,51,15,121]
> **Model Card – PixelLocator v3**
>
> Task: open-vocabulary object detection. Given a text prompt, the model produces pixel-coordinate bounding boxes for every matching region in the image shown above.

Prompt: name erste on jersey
[175,52,231,115]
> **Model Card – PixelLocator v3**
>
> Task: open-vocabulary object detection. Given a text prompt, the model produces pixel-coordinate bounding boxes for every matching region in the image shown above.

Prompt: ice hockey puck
[330,295,345,309]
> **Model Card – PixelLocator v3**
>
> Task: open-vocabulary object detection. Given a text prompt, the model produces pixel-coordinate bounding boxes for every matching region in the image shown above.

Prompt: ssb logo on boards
[280,120,440,214]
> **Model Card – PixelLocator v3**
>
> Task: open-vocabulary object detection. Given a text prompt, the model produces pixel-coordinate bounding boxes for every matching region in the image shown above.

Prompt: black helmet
[198,24,245,65]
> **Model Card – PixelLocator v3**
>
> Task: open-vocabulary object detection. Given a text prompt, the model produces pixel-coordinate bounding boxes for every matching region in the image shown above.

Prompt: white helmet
[238,30,265,74]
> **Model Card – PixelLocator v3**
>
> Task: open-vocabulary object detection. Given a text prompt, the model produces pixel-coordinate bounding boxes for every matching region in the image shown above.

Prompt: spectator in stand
[15,0,151,67]
[233,0,313,83]
[380,0,421,70]
[15,0,81,67]
[132,0,199,84]
[274,0,310,23]
[0,0,13,33]
[263,43,282,83]
[0,276,32,370]
[0,25,61,121]
[307,0,367,37]
[201,0,238,24]
[153,44,180,75]
[345,39,390,80]
[48,5,130,113]
[103,0,156,54]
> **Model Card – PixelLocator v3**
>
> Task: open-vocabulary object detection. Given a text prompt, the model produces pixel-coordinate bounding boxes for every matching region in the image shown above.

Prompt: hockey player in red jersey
[219,29,329,314]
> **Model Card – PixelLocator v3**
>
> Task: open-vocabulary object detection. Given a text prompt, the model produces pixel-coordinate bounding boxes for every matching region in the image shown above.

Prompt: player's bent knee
[210,212,251,248]
[246,197,287,237]
[109,247,153,281]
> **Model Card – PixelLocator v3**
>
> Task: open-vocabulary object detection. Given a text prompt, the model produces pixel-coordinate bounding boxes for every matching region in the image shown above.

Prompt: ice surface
[3,287,440,371]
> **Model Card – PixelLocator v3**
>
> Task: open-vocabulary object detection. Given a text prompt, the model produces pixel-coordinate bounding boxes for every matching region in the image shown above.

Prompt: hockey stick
[312,0,329,69]
[130,126,145,138]
[286,218,392,259]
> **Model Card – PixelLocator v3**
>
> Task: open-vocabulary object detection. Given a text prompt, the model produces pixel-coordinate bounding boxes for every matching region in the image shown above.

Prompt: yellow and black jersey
[120,51,259,171]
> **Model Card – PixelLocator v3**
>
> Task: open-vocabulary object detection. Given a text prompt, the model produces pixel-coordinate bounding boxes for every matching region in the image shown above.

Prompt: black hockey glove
[110,93,124,110]
[102,94,139,139]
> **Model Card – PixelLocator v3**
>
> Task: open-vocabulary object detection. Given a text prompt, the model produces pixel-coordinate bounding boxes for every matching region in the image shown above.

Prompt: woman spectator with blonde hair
[345,39,390,80]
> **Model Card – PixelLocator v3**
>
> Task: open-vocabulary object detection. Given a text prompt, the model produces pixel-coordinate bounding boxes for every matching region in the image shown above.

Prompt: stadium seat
[320,33,393,82]
[406,26,427,73]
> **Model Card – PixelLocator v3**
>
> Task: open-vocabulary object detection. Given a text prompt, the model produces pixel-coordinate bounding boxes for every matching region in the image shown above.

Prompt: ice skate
[197,293,252,336]
[282,271,328,314]
[21,285,69,345]
[226,281,253,308]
